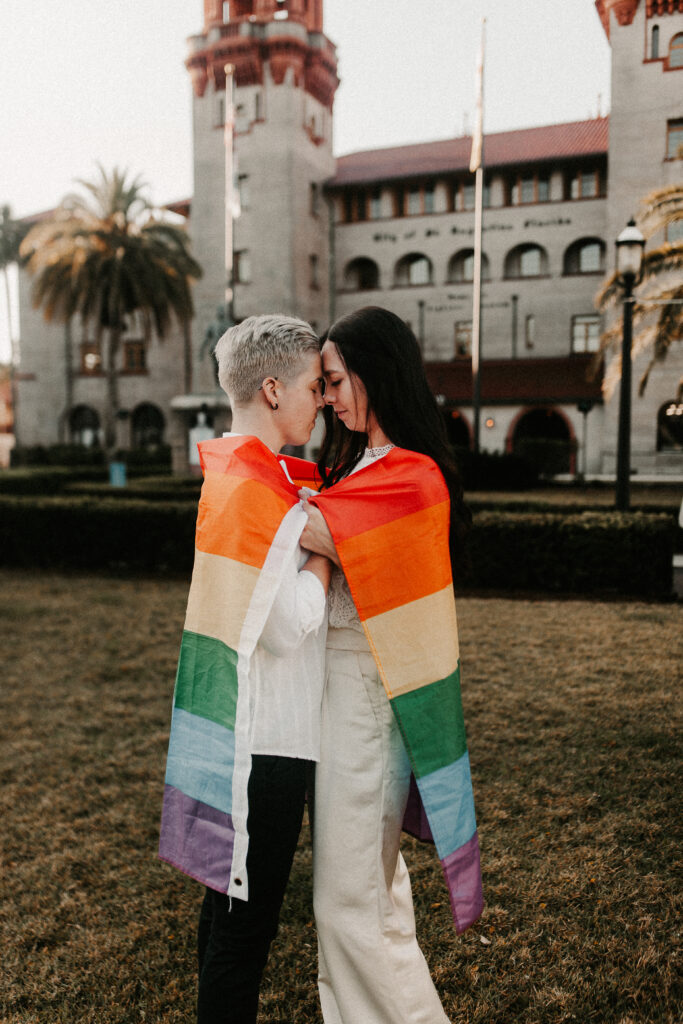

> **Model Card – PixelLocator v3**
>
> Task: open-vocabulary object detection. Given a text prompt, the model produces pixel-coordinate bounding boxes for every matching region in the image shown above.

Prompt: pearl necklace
[365,443,395,459]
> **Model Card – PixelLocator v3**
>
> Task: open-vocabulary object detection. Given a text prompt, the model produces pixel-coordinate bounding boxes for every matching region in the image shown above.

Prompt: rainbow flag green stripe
[390,662,467,780]
[174,631,239,732]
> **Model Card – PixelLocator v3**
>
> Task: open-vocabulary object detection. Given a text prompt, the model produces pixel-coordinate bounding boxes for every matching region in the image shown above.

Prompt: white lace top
[327,445,394,631]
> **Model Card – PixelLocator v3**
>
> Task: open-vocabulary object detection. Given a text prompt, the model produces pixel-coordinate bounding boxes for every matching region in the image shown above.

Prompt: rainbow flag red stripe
[159,437,303,897]
[311,448,483,934]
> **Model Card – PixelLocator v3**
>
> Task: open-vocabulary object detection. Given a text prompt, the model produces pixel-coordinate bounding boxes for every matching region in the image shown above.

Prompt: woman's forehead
[321,340,344,372]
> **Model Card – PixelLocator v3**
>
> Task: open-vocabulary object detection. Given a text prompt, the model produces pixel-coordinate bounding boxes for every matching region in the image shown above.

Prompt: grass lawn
[0,569,680,1024]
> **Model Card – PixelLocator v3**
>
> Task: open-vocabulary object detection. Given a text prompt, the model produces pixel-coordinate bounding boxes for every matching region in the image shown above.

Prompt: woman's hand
[300,504,341,567]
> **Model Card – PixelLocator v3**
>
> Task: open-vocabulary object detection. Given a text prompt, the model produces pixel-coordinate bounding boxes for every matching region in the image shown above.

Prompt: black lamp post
[614,218,645,511]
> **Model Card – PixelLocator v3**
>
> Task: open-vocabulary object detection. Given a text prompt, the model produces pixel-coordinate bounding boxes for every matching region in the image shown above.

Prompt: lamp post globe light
[614,218,645,512]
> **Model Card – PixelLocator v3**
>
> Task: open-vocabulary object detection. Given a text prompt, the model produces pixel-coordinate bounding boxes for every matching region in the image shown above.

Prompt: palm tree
[20,166,202,452]
[0,205,27,446]
[595,184,683,401]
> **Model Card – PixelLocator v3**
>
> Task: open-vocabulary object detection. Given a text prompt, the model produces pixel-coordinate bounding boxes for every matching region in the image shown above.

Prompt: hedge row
[0,497,675,598]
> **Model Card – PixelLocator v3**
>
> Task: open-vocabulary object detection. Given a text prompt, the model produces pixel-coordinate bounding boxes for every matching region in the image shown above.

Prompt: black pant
[197,754,311,1024]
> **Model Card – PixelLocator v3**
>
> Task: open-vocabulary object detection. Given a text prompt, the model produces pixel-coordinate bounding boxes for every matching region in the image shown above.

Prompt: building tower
[595,0,683,472]
[186,0,339,395]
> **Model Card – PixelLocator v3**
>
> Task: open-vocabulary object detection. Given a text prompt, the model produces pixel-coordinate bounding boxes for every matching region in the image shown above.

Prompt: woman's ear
[261,376,279,410]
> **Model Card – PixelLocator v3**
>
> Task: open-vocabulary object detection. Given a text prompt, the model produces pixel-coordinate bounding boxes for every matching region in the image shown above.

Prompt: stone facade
[13,0,683,476]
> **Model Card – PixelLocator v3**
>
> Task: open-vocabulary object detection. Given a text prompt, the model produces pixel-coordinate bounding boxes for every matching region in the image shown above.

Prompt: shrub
[0,466,107,495]
[11,444,106,468]
[0,498,675,597]
[0,496,196,573]
[462,510,675,598]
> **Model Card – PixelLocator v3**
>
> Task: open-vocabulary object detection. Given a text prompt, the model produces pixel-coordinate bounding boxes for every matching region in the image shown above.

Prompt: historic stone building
[14,0,683,476]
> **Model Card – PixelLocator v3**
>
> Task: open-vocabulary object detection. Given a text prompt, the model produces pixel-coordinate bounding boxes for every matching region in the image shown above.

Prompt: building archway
[657,399,683,451]
[343,257,380,290]
[69,404,101,448]
[394,252,433,287]
[509,406,576,475]
[131,402,165,449]
[444,408,472,451]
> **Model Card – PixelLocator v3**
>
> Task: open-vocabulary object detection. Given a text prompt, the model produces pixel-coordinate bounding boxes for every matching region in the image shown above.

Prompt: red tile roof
[330,117,609,187]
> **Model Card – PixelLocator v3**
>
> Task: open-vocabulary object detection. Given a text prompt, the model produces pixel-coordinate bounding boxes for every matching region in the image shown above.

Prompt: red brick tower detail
[204,1,224,31]
[189,0,337,107]
[595,0,641,37]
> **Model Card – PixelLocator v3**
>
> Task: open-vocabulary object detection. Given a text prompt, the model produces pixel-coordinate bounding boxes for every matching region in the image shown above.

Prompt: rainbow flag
[311,448,483,934]
[158,436,306,899]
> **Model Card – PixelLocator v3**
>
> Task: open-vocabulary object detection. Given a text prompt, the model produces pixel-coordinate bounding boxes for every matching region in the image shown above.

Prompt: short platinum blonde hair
[215,314,320,404]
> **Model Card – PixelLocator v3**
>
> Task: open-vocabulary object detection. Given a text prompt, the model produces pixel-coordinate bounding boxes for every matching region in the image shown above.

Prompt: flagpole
[470,19,485,454]
[224,63,235,324]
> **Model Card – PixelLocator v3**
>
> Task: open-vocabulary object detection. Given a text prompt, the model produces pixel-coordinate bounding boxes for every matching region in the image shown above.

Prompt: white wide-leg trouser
[313,627,450,1024]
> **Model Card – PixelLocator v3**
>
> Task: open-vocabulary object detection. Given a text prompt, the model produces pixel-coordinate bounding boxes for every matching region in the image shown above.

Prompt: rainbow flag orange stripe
[159,437,303,896]
[312,448,483,934]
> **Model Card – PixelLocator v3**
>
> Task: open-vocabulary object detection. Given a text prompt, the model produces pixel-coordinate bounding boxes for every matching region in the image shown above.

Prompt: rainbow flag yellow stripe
[312,448,483,934]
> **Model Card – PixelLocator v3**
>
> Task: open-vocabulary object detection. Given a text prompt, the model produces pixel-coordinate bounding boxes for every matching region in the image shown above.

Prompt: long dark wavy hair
[317,306,471,574]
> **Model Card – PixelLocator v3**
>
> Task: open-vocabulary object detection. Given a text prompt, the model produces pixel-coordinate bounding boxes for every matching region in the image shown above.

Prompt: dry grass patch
[0,570,680,1023]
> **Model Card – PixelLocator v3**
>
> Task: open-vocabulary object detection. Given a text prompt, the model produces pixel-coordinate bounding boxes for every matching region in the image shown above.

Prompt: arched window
[394,253,433,287]
[563,238,606,275]
[447,249,490,283]
[657,400,683,451]
[343,257,380,291]
[69,405,101,448]
[504,244,548,279]
[511,407,574,475]
[670,32,683,68]
[651,24,660,60]
[131,403,165,449]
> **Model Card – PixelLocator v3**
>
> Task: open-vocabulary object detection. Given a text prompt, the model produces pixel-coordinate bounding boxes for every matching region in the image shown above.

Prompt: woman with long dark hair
[301,307,482,1024]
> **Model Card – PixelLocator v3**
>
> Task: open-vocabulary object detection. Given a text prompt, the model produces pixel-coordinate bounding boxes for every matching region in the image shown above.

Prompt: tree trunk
[2,266,20,449]
[183,317,193,394]
[104,325,121,457]
[63,320,74,443]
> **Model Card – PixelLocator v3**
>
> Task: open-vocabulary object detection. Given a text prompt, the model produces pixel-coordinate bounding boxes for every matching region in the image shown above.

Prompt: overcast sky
[0,0,611,360]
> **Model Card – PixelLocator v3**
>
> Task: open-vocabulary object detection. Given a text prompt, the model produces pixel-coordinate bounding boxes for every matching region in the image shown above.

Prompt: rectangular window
[525,315,536,349]
[579,242,601,273]
[369,188,382,220]
[80,343,102,375]
[537,176,549,202]
[572,315,601,353]
[521,177,535,204]
[215,95,225,127]
[581,171,598,198]
[238,174,250,211]
[255,91,263,120]
[394,187,405,217]
[234,249,251,284]
[223,2,230,22]
[309,182,320,217]
[454,321,472,358]
[407,188,421,215]
[424,185,435,214]
[355,190,367,221]
[344,192,354,223]
[520,248,541,276]
[667,119,683,160]
[123,340,146,373]
[309,254,320,290]
[463,183,475,211]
